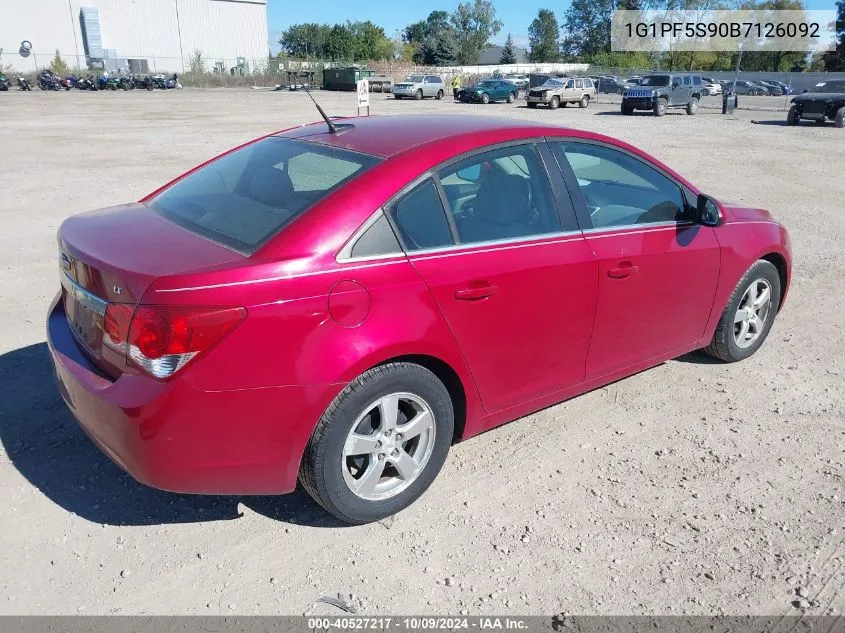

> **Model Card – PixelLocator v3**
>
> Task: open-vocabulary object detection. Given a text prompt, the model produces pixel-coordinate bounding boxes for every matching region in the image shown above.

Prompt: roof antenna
[298,72,353,134]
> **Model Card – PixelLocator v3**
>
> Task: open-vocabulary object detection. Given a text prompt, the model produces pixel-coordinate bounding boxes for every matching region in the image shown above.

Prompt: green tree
[50,50,69,75]
[560,0,615,60]
[451,0,504,64]
[824,0,844,70]
[404,11,457,64]
[527,9,560,62]
[279,23,331,58]
[499,33,518,63]
[325,24,354,61]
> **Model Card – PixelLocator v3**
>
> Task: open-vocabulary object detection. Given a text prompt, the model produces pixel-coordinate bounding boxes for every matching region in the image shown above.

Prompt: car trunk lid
[58,203,244,373]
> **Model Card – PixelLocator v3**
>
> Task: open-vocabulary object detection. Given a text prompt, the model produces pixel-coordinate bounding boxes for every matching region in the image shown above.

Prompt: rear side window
[388,179,454,251]
[693,76,702,85]
[148,138,380,254]
[683,76,692,86]
[349,213,401,258]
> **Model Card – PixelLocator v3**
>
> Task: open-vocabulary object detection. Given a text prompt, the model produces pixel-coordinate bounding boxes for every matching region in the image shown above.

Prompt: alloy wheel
[733,279,773,348]
[341,393,436,501]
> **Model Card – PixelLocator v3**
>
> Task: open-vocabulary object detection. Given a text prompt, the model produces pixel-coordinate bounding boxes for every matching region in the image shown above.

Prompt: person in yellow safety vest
[451,75,461,101]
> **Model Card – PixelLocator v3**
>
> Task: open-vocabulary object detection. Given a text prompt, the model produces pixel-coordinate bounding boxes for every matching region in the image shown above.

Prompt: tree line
[278,0,845,72]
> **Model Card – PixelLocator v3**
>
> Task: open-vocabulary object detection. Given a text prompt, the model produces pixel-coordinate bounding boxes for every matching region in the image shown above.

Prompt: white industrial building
[0,0,269,74]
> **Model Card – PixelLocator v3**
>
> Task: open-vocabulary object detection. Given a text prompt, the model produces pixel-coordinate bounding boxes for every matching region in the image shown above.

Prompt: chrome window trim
[60,271,107,316]
[407,230,583,259]
[336,208,405,263]
[581,220,695,236]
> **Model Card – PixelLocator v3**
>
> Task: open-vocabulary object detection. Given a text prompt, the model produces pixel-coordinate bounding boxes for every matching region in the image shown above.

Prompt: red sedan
[48,114,791,524]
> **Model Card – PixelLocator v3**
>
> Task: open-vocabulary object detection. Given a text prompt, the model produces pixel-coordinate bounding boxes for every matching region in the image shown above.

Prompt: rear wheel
[549,96,560,110]
[578,94,590,108]
[686,97,698,115]
[787,105,800,125]
[834,106,845,128]
[653,97,667,116]
[436,89,443,100]
[299,363,454,524]
[507,91,515,103]
[702,260,781,363]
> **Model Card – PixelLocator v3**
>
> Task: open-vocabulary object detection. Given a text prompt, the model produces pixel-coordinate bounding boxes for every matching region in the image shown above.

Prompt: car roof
[276,114,570,159]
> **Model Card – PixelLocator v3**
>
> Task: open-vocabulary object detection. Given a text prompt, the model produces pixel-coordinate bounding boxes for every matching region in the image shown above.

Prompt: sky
[265,0,838,53]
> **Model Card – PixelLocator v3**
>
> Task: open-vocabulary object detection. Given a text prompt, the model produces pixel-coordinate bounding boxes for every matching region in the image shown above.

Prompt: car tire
[527,101,537,109]
[653,97,667,116]
[686,97,698,115]
[394,95,402,100]
[578,95,589,108]
[480,92,490,104]
[549,96,560,110]
[787,105,800,125]
[436,90,443,100]
[299,362,454,524]
[621,104,633,115]
[702,260,781,363]
[415,89,423,100]
[507,92,515,103]
[834,106,845,128]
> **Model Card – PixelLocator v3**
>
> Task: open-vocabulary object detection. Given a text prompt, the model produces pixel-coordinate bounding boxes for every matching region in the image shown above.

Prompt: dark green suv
[622,74,703,116]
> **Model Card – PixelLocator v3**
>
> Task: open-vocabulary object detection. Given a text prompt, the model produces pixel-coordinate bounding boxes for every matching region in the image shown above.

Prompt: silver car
[393,74,446,100]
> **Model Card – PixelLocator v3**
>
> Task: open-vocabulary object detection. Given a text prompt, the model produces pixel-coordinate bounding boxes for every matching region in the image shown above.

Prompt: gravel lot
[0,88,842,617]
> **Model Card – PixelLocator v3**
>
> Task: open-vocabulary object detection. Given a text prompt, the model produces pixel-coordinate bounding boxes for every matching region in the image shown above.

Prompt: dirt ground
[0,88,842,617]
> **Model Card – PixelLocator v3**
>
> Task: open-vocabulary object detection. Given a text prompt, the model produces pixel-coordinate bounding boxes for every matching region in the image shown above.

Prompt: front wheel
[527,101,537,108]
[299,363,454,524]
[481,92,490,104]
[653,97,667,116]
[834,106,845,128]
[621,104,633,115]
[415,89,423,100]
[787,105,800,125]
[549,96,559,110]
[686,97,698,115]
[702,260,781,363]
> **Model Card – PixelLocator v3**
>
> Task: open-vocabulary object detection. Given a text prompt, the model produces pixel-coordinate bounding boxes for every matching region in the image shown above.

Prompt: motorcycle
[38,70,62,90]
[0,72,10,91]
[17,76,32,91]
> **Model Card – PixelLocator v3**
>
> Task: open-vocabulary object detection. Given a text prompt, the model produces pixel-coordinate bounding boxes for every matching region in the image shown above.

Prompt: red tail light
[103,304,245,379]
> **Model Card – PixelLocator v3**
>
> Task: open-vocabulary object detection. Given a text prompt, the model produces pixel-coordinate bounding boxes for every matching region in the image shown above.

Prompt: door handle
[607,262,640,278]
[455,285,498,300]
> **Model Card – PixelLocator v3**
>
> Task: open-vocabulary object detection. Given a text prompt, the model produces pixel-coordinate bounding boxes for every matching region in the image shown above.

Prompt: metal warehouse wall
[0,0,268,73]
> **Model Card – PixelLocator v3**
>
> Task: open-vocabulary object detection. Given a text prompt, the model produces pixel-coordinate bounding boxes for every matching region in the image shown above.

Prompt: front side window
[552,142,687,229]
[565,80,574,89]
[437,144,561,245]
[148,138,380,253]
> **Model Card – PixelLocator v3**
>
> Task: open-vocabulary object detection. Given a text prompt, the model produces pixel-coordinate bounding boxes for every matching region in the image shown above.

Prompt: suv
[788,79,845,128]
[393,75,445,100]
[622,73,702,116]
[526,77,596,109]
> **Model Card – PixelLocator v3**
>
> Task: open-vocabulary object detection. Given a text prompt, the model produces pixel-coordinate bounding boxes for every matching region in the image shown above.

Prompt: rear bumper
[46,294,340,495]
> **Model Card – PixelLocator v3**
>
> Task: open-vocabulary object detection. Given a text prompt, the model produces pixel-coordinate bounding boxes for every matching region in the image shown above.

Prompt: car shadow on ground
[0,342,344,528]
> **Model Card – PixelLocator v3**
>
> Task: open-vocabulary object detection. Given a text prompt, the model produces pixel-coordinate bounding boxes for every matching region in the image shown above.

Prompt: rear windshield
[148,138,380,254]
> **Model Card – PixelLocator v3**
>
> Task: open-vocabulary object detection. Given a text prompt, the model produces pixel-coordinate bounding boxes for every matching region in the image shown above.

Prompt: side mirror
[457,165,481,182]
[695,194,723,227]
